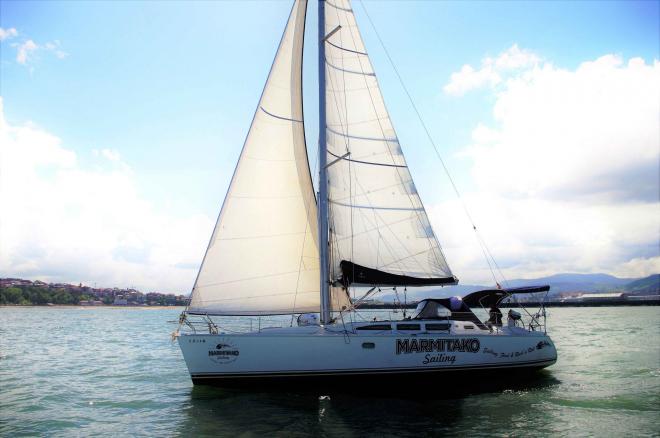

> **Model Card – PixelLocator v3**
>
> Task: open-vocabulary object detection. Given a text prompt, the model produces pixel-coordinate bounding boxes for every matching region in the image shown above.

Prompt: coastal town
[0,278,188,306]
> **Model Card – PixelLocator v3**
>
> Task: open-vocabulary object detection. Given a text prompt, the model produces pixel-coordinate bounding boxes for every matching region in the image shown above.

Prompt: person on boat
[507,309,522,327]
[487,304,503,327]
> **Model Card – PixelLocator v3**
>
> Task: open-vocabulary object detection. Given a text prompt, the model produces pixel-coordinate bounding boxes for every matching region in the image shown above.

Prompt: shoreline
[1,301,658,309]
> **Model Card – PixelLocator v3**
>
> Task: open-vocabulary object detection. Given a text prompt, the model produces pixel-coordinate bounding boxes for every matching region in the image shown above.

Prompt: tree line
[0,286,101,305]
[0,285,187,306]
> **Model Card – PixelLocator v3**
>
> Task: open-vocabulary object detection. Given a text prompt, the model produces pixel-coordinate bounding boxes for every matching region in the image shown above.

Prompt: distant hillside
[376,272,657,302]
[624,274,660,296]
[502,273,633,294]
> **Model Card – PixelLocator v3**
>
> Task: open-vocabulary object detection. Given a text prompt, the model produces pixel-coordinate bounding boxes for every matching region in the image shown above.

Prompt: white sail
[189,0,322,315]
[323,0,456,286]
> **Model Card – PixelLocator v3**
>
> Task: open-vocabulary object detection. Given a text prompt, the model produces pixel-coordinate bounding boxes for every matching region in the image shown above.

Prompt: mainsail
[189,0,329,315]
[322,0,456,287]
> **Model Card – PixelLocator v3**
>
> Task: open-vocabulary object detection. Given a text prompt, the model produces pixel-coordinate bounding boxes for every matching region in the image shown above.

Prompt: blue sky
[1,1,658,291]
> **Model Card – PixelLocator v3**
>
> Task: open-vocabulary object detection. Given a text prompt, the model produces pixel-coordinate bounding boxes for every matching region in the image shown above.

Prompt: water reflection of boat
[179,373,560,436]
[175,0,556,387]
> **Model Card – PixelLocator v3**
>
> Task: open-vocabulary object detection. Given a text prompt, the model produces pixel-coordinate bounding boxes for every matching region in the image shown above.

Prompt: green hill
[624,274,660,296]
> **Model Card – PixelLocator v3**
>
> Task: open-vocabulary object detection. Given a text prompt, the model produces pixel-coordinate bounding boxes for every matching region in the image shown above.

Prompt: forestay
[322,0,456,286]
[189,0,337,315]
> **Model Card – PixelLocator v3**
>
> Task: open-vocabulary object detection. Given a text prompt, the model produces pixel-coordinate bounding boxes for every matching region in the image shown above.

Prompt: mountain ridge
[377,272,659,302]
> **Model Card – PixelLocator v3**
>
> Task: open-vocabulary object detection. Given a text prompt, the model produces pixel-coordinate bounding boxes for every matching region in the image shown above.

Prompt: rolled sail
[340,261,457,287]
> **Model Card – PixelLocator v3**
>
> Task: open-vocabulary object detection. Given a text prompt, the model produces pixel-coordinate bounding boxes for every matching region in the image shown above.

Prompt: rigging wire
[358,0,508,288]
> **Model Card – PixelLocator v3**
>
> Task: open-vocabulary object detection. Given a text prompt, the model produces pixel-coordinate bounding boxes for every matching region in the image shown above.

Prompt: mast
[318,0,331,324]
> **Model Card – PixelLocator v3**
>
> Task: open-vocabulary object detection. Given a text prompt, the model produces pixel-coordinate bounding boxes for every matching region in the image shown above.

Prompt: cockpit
[407,285,551,332]
[411,298,488,329]
[410,300,451,320]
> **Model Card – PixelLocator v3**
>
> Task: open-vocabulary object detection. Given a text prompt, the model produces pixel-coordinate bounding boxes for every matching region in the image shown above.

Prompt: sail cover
[323,0,456,287]
[189,0,327,315]
[462,285,551,308]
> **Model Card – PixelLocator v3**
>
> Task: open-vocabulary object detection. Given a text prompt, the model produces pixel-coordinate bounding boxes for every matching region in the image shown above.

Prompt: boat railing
[490,306,547,334]
[177,313,303,334]
[175,307,547,335]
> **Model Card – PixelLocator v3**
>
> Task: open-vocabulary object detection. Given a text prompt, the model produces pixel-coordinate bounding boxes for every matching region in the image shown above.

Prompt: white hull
[178,322,556,387]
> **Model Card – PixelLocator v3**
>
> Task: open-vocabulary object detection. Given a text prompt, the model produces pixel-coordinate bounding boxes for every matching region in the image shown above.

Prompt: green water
[0,306,658,437]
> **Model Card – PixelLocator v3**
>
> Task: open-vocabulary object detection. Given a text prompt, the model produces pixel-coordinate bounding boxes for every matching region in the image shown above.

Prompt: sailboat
[176,0,557,387]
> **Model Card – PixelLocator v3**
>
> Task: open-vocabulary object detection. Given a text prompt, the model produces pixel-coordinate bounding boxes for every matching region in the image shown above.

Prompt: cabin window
[426,323,451,331]
[396,324,421,331]
[362,342,375,349]
[356,324,392,331]
[464,325,474,330]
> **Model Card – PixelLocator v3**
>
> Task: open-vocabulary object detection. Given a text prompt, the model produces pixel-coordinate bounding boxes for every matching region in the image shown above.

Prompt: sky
[1,0,658,293]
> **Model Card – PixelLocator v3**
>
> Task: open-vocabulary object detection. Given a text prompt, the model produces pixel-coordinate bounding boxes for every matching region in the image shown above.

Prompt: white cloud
[16,39,38,65]
[444,44,540,96]
[0,27,18,41]
[613,256,660,279]
[430,197,659,283]
[469,55,659,202]
[492,44,540,70]
[433,52,660,284]
[444,64,501,97]
[100,148,121,162]
[10,37,67,67]
[43,40,68,59]
[0,98,213,293]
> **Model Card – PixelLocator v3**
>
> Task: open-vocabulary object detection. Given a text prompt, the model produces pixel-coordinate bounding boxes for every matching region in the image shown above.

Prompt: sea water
[0,306,658,437]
